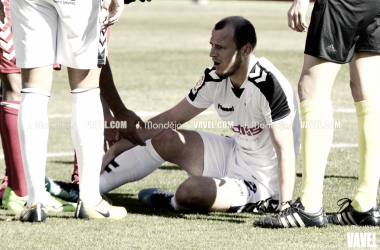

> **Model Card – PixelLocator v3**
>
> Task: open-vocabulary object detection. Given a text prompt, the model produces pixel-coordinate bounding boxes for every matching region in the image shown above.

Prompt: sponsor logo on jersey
[217,103,234,112]
[231,125,263,136]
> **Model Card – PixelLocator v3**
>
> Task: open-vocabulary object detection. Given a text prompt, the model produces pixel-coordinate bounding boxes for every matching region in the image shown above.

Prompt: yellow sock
[352,99,380,212]
[300,99,333,213]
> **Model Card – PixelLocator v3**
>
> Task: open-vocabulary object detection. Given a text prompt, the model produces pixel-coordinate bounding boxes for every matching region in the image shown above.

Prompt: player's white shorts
[198,131,279,209]
[10,0,101,69]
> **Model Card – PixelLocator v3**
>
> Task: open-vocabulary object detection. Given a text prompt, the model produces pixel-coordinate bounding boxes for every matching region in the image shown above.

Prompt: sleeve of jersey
[258,72,294,125]
[186,69,214,109]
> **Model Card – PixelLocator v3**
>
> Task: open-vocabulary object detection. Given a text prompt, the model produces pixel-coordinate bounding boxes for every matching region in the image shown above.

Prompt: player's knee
[175,177,203,207]
[152,129,183,159]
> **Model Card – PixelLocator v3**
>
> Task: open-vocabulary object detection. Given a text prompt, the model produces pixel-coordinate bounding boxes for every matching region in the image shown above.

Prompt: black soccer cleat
[15,203,47,223]
[138,188,174,208]
[45,176,79,203]
[228,197,279,213]
[253,198,327,228]
[327,198,380,226]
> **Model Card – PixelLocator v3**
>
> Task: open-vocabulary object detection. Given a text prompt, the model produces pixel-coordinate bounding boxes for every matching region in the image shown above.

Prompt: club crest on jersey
[192,75,205,95]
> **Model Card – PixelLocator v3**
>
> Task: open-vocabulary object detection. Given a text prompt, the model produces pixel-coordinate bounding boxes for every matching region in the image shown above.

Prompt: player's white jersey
[186,57,301,197]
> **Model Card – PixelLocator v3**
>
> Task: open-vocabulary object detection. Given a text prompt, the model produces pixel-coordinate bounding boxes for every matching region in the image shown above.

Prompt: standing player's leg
[327,52,380,226]
[68,67,103,207]
[0,72,29,211]
[349,52,380,211]
[68,68,126,219]
[11,65,54,222]
[297,56,341,213]
[18,66,53,211]
[0,0,26,206]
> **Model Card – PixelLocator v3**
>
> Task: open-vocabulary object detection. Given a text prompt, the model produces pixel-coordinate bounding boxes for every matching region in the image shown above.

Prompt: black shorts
[305,0,380,64]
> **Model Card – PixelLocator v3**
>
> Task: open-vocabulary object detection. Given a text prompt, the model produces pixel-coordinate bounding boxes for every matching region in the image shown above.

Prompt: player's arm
[269,116,296,211]
[101,98,205,172]
[100,95,121,152]
[288,0,310,32]
[99,58,146,146]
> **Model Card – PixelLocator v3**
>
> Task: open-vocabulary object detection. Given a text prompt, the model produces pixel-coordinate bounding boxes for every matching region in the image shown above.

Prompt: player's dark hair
[214,16,257,51]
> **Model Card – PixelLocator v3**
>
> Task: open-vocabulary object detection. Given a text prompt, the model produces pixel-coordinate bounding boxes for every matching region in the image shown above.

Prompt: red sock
[72,151,79,184]
[0,92,10,195]
[0,96,13,184]
[1,101,28,197]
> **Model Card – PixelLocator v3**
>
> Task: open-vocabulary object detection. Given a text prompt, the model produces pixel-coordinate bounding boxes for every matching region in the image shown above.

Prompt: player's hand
[288,0,310,32]
[103,113,121,153]
[114,109,146,146]
[0,1,5,24]
[100,0,124,30]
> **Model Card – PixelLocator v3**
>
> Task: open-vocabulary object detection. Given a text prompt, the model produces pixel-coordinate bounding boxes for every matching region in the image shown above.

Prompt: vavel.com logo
[347,226,378,248]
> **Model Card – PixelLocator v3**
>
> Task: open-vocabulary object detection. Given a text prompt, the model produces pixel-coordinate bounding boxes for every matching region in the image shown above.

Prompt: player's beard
[218,53,243,78]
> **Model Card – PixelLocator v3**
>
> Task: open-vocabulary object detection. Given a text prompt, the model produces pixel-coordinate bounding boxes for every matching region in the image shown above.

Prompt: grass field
[1,1,379,249]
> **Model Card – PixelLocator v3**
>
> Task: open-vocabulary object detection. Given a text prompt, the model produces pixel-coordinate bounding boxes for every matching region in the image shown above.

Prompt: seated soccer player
[98,16,301,213]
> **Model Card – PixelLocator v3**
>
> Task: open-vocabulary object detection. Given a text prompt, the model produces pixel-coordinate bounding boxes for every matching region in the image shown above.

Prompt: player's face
[209,26,243,78]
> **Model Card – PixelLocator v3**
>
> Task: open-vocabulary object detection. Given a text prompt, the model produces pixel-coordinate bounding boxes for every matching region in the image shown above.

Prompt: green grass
[1,1,380,249]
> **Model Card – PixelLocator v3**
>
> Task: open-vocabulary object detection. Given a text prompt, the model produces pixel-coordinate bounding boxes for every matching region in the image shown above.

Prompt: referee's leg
[298,55,341,213]
[349,52,380,212]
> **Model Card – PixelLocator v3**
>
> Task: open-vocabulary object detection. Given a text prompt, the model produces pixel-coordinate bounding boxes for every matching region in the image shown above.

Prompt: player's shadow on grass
[296,173,358,179]
[107,193,250,224]
[49,160,74,165]
[159,165,182,171]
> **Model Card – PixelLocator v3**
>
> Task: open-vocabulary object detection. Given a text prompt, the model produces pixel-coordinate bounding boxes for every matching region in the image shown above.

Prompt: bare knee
[151,129,184,160]
[1,73,22,101]
[175,177,203,208]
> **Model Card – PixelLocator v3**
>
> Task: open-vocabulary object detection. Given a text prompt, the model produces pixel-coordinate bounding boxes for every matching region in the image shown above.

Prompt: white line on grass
[47,109,356,118]
[48,111,214,118]
[8,110,356,160]
[0,144,359,159]
[0,152,74,159]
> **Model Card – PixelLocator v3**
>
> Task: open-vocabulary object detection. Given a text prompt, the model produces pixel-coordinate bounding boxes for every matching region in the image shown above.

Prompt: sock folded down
[99,139,165,194]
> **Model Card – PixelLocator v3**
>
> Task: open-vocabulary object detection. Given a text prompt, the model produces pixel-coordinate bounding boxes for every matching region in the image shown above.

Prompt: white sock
[99,139,165,194]
[71,88,103,206]
[18,88,50,207]
[170,196,192,212]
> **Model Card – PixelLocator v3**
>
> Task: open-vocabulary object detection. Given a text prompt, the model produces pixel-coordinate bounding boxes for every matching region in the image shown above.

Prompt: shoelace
[276,200,293,216]
[336,198,352,213]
